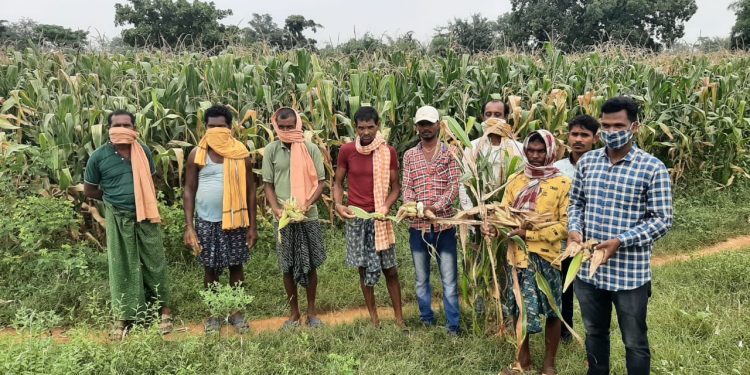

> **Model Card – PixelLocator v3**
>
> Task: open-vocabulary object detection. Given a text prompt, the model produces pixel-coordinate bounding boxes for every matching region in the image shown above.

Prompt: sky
[0,0,738,45]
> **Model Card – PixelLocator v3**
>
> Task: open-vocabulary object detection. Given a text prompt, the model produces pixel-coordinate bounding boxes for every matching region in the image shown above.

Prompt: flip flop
[280,319,300,331]
[306,316,324,328]
[499,363,535,375]
[204,317,222,334]
[229,313,249,334]
[109,322,129,341]
[159,314,173,335]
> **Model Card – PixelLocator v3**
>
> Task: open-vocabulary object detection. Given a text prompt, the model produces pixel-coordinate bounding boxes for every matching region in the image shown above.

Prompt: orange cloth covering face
[271,108,319,205]
[355,132,396,251]
[109,127,161,223]
[195,127,251,230]
[483,118,515,139]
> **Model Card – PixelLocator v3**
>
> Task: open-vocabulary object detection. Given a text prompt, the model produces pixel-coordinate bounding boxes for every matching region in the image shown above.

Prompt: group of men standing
[84,95,672,375]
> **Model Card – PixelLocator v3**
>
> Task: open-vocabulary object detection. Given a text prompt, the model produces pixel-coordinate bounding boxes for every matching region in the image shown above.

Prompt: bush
[159,198,191,264]
[0,195,81,259]
[200,282,255,323]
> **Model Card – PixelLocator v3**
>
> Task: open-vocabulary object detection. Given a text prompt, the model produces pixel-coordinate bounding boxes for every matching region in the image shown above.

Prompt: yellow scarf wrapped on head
[195,127,250,230]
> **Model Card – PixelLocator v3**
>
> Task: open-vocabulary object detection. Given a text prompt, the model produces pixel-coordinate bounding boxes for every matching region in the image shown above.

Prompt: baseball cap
[414,105,440,123]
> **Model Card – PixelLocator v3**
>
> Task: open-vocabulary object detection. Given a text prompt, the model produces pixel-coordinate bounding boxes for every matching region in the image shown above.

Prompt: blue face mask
[601,123,634,150]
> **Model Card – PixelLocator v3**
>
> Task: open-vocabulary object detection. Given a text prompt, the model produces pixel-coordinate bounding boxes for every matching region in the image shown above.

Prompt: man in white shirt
[553,114,599,343]
[459,99,524,211]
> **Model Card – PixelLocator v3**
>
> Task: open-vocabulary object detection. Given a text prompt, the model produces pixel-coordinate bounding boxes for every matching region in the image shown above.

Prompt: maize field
[1,45,750,201]
[1,47,750,373]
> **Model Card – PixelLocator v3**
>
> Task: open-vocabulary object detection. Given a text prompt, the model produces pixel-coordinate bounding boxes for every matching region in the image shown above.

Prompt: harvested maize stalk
[553,240,600,292]
[553,239,599,265]
[347,206,398,222]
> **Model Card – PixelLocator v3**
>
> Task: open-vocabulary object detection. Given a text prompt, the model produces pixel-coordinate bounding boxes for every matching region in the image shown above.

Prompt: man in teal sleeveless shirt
[184,105,258,334]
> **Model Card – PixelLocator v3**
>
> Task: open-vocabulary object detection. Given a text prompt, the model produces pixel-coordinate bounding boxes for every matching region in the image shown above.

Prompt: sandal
[306,316,324,328]
[395,321,410,334]
[204,317,222,334]
[229,313,249,334]
[109,322,129,341]
[280,319,300,331]
[159,314,173,335]
[500,363,535,375]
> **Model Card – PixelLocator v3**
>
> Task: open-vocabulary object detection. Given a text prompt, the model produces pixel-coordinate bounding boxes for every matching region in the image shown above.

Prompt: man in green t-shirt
[262,107,327,329]
[84,110,171,340]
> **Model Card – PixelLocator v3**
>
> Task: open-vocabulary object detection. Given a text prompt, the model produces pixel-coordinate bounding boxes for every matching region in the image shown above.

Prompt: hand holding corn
[568,231,583,244]
[595,238,621,264]
[347,205,398,221]
[335,203,356,219]
[277,197,307,241]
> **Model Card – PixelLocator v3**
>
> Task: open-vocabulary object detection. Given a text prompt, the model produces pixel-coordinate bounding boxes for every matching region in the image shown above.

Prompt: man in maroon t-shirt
[333,106,405,328]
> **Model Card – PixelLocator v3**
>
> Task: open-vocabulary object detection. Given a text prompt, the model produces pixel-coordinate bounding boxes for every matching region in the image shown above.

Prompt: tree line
[1,0,750,52]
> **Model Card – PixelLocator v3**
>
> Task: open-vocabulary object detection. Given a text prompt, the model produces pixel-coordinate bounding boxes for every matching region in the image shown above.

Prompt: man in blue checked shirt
[568,96,673,375]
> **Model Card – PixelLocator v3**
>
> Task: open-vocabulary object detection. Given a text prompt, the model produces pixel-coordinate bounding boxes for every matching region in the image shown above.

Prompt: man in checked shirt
[568,96,673,375]
[402,105,462,336]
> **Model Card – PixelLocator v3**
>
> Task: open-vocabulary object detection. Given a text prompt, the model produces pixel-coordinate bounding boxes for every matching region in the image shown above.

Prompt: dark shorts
[345,218,397,286]
[276,220,326,287]
[195,218,250,272]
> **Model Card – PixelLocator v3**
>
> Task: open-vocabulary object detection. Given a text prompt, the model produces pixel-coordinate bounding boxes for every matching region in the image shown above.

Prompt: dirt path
[651,235,750,266]
[3,236,750,342]
[0,305,410,343]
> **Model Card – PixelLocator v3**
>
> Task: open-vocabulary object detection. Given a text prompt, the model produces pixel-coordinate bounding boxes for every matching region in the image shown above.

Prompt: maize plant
[1,45,750,209]
[438,112,585,349]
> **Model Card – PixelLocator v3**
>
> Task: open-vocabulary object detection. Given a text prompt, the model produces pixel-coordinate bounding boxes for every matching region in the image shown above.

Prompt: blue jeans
[409,227,460,332]
[575,279,652,375]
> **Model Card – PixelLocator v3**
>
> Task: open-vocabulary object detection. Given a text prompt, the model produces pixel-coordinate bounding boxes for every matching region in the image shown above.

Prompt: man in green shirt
[262,107,327,328]
[84,110,171,340]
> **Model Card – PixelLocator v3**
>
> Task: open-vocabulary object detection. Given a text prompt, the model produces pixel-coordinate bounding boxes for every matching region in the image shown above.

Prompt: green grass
[168,225,419,323]
[2,248,748,374]
[654,185,750,257]
[2,185,750,326]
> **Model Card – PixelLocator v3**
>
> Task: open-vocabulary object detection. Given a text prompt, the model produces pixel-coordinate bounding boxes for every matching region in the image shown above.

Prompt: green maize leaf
[277,212,290,242]
[171,148,185,186]
[465,116,476,135]
[563,252,584,292]
[349,205,373,219]
[348,205,398,222]
[348,96,360,120]
[166,140,192,148]
[91,124,103,148]
[0,97,16,113]
[0,118,19,130]
[510,234,527,252]
[58,168,73,190]
[443,115,472,149]
[535,271,584,346]
[506,155,525,176]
